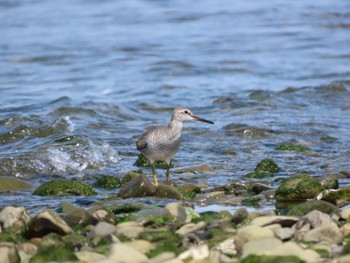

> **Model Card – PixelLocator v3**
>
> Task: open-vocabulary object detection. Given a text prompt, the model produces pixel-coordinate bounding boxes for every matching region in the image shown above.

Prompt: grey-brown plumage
[136,108,214,185]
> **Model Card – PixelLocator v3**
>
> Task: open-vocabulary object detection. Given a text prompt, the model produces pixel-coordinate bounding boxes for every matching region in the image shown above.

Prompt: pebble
[176,221,207,236]
[303,222,343,244]
[116,221,144,239]
[107,243,149,263]
[87,221,116,239]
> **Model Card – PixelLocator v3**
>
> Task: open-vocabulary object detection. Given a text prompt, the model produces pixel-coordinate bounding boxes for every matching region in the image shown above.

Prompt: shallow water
[1,0,350,213]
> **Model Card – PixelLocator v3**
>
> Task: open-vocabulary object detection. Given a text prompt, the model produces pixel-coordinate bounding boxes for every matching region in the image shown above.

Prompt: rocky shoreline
[1,159,350,262]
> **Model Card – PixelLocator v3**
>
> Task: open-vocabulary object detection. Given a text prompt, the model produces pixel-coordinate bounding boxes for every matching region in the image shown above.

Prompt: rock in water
[27,209,72,238]
[118,174,156,198]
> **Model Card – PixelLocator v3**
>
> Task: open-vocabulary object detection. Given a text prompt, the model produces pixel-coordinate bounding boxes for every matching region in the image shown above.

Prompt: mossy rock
[121,171,143,185]
[29,245,77,263]
[276,143,310,152]
[134,154,171,169]
[94,175,121,189]
[320,175,339,190]
[147,239,182,258]
[240,255,305,263]
[241,196,262,207]
[104,204,142,214]
[154,184,196,200]
[32,179,96,196]
[319,186,350,204]
[286,200,339,216]
[0,177,34,191]
[255,159,281,174]
[192,211,222,223]
[275,174,323,201]
[0,224,27,243]
[245,171,274,179]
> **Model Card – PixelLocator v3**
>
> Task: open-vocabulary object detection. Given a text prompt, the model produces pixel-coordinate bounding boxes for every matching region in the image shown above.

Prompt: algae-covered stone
[29,245,78,263]
[319,186,350,204]
[27,209,73,238]
[118,174,156,198]
[155,184,196,200]
[0,177,33,191]
[320,175,339,190]
[245,171,274,179]
[94,175,121,189]
[121,171,142,185]
[134,153,170,169]
[240,254,305,263]
[275,174,323,201]
[276,143,310,152]
[32,179,96,196]
[287,200,339,216]
[255,159,281,174]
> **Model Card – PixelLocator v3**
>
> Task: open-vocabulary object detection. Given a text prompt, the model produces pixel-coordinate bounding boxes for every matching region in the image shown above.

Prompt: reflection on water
[0,0,349,211]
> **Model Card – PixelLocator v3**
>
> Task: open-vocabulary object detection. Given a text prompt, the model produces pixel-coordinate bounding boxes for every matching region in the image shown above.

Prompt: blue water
[0,0,350,212]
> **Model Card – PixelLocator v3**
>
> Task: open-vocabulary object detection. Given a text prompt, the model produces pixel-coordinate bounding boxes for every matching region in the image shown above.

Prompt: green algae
[276,143,310,152]
[147,239,182,258]
[0,225,27,244]
[155,184,196,200]
[94,175,121,189]
[286,200,339,216]
[319,186,350,204]
[240,255,305,263]
[245,171,274,179]
[134,154,171,169]
[192,211,222,223]
[29,245,78,263]
[255,159,281,174]
[32,179,96,196]
[275,175,323,201]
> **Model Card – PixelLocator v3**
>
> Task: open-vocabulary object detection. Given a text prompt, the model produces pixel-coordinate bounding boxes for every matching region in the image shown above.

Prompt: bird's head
[171,108,214,124]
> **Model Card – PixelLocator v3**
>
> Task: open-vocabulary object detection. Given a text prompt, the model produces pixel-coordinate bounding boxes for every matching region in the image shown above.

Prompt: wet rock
[275,174,323,201]
[178,184,201,194]
[231,207,249,225]
[27,209,72,238]
[255,159,281,174]
[202,181,247,195]
[0,242,20,263]
[155,184,195,200]
[287,200,339,216]
[75,251,107,263]
[251,216,298,228]
[87,221,116,239]
[234,225,275,252]
[303,222,342,244]
[0,177,33,191]
[176,221,207,236]
[223,123,274,138]
[0,206,30,229]
[94,175,121,189]
[174,164,214,173]
[32,179,96,196]
[121,171,143,185]
[165,202,187,222]
[91,209,116,224]
[59,202,77,214]
[320,175,339,190]
[107,243,149,263]
[64,208,94,226]
[116,221,144,239]
[250,183,272,194]
[318,186,350,205]
[276,143,310,152]
[118,174,156,198]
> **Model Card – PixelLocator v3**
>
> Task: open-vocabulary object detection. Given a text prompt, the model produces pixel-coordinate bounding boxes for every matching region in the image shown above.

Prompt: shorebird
[136,108,214,186]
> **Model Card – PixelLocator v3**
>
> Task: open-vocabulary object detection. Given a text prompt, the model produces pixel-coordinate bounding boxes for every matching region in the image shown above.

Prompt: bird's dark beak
[192,115,214,124]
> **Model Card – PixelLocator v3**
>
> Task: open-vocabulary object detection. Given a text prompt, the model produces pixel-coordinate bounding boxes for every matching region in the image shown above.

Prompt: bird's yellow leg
[151,164,158,186]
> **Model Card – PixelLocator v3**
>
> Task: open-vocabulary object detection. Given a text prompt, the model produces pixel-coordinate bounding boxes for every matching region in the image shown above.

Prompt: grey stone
[116,221,144,239]
[118,174,156,198]
[87,221,116,239]
[107,243,149,263]
[176,221,207,236]
[0,242,20,263]
[27,209,72,237]
[165,202,187,222]
[303,222,343,244]
[0,206,30,229]
[234,225,275,252]
[273,227,294,241]
[303,210,334,228]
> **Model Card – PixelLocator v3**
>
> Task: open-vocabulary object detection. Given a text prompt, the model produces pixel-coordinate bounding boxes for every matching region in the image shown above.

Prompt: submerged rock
[27,209,73,238]
[320,175,339,190]
[318,186,350,205]
[0,177,33,191]
[118,174,156,198]
[155,184,196,200]
[32,179,96,196]
[287,200,339,216]
[276,143,310,152]
[255,159,281,174]
[275,174,323,201]
[94,175,121,189]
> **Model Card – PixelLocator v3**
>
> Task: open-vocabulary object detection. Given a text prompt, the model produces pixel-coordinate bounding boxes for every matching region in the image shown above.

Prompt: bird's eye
[184,110,189,114]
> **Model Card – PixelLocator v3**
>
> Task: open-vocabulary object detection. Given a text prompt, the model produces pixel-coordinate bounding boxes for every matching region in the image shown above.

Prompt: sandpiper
[136,108,214,185]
